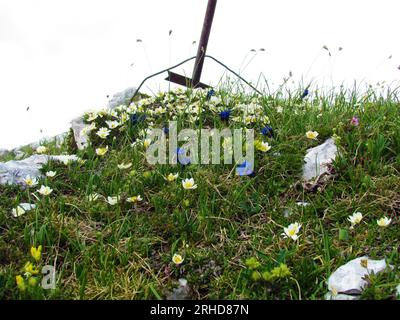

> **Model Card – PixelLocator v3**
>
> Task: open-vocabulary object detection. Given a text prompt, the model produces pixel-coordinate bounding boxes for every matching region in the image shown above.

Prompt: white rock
[396,284,400,297]
[71,117,89,150]
[327,256,388,300]
[19,203,37,211]
[107,87,137,110]
[12,203,37,217]
[303,137,338,181]
[0,154,80,185]
[325,292,358,300]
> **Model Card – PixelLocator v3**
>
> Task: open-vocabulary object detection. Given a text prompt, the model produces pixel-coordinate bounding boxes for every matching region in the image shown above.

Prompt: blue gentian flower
[163,126,170,134]
[261,125,274,138]
[130,113,146,125]
[236,160,254,176]
[301,88,309,99]
[219,109,231,121]
[206,89,215,100]
[177,147,191,165]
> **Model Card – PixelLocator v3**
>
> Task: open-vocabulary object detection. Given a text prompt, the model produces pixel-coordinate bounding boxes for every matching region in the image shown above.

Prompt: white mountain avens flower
[377,216,391,227]
[96,127,111,139]
[172,253,184,265]
[24,175,38,187]
[182,178,197,190]
[348,212,363,228]
[96,146,109,156]
[282,222,302,241]
[46,171,56,178]
[38,185,53,196]
[306,131,319,140]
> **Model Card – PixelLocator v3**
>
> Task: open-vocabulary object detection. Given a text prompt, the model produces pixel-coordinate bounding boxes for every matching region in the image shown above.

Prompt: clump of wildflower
[36,146,47,154]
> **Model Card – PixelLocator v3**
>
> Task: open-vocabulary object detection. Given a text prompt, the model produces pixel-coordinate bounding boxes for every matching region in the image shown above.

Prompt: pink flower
[351,116,359,126]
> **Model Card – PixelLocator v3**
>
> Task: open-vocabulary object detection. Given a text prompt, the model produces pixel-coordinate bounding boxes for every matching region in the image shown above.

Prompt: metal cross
[166,0,217,89]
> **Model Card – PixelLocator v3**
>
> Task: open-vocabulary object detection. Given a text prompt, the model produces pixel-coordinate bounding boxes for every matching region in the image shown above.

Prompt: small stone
[303,137,338,181]
[166,278,191,300]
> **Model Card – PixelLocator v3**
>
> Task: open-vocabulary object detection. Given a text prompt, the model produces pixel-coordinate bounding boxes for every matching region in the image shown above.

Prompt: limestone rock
[326,256,388,300]
[166,278,191,300]
[0,154,80,185]
[303,137,338,181]
[71,117,89,150]
[0,149,10,158]
[107,87,137,110]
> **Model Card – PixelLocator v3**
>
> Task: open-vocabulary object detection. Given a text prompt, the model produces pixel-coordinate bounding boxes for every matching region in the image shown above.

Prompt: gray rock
[0,154,80,185]
[71,117,89,150]
[326,256,388,300]
[107,87,137,110]
[166,278,191,300]
[0,149,10,158]
[303,137,338,181]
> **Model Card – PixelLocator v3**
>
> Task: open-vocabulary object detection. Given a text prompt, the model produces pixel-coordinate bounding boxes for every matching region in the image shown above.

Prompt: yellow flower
[377,216,391,227]
[182,178,197,190]
[165,173,179,182]
[172,253,184,265]
[143,138,152,149]
[256,141,271,152]
[306,131,319,140]
[126,195,143,203]
[16,275,26,291]
[96,146,109,156]
[24,261,39,275]
[30,245,42,261]
[28,277,38,287]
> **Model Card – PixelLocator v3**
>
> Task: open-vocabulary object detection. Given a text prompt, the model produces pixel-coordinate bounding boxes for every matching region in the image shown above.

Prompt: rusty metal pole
[191,0,217,88]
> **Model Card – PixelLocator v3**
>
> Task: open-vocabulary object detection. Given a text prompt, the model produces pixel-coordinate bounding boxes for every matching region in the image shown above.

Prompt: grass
[0,86,399,300]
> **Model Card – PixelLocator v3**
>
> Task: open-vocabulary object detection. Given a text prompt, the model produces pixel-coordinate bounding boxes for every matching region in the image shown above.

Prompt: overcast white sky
[1,0,399,150]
